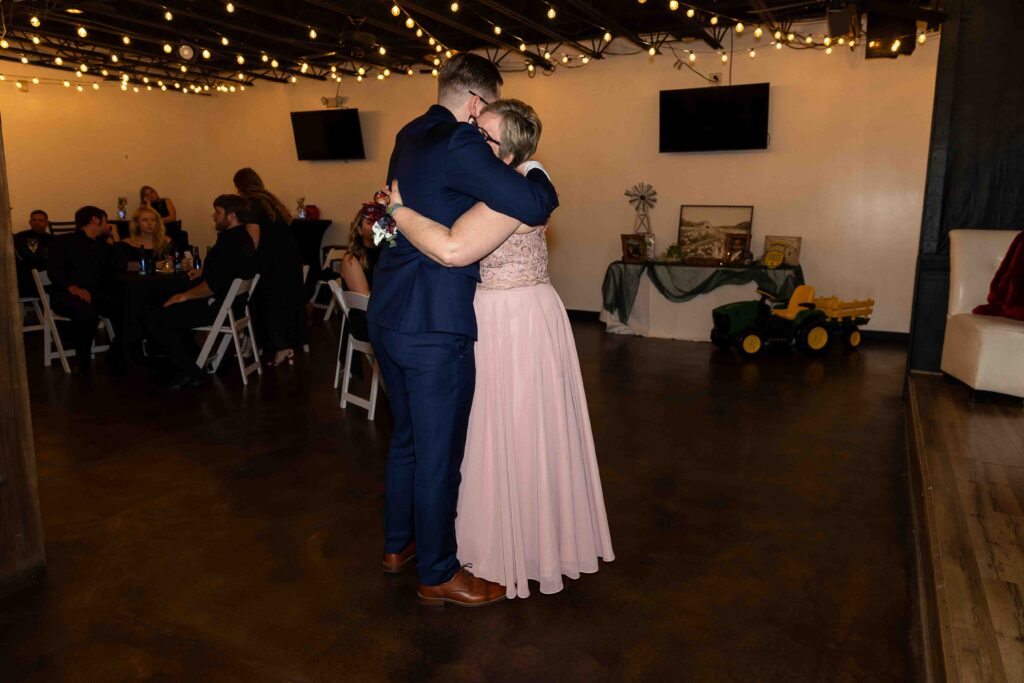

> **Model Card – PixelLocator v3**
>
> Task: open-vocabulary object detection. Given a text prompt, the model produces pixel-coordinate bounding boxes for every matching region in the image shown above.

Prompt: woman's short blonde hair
[129,205,169,252]
[483,98,542,167]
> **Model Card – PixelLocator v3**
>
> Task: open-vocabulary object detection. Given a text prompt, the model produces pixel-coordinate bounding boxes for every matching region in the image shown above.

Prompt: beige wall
[2,27,937,331]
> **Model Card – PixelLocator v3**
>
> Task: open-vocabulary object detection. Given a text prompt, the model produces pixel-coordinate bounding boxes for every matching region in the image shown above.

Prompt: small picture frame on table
[621,234,654,264]
[724,233,752,265]
[762,236,802,268]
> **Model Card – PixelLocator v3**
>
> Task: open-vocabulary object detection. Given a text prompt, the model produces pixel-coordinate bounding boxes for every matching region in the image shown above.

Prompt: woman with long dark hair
[233,167,306,366]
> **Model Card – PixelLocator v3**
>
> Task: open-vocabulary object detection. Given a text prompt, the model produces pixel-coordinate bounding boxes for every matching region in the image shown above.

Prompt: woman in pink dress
[386,99,614,598]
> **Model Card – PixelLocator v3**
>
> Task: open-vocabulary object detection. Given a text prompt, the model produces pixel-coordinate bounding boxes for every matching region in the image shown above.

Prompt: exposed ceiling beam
[391,0,554,71]
[471,0,599,58]
[559,0,651,50]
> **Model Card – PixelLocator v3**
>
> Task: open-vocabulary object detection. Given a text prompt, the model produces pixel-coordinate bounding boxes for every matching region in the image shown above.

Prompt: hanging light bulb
[379,45,387,55]
[226,3,235,12]
[774,30,782,40]
[408,68,414,75]
[200,48,210,59]
[20,56,28,64]
[431,68,438,77]
[163,43,172,53]
[689,52,696,62]
[648,46,656,56]
[309,28,317,39]
[754,27,763,39]
[110,54,118,63]
[357,66,365,75]
[357,75,363,82]
[76,27,88,38]
[686,8,695,18]
[669,1,679,10]
[63,80,70,87]
[180,64,187,72]
[749,49,756,58]
[32,77,39,84]
[221,36,229,46]
[290,75,297,82]
[79,63,88,72]
[775,41,783,50]
[787,33,795,42]
[838,37,845,45]
[445,49,452,58]
[548,7,557,19]
[416,28,423,37]
[520,42,527,52]
[31,36,40,45]
[918,33,927,44]
[562,55,569,63]
[270,59,279,68]
[236,55,244,64]
[55,56,64,65]
[710,16,719,25]
[384,68,391,76]
[30,16,41,27]
[300,62,309,72]
[493,25,502,35]
[377,73,384,80]
[735,22,744,33]
[15,81,22,89]
[603,32,612,42]
[825,46,833,55]
[721,52,728,62]
[122,35,131,45]
[450,2,459,12]
[528,63,535,72]
[330,64,337,72]
[391,5,401,17]
[164,10,173,21]
[101,69,109,76]
[433,57,440,66]
[435,44,442,52]
[824,36,831,46]
[582,56,589,64]
[406,18,415,29]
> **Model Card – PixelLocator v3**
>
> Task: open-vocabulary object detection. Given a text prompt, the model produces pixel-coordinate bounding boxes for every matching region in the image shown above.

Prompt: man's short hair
[74,206,105,229]
[30,209,48,220]
[484,99,543,168]
[438,53,503,103]
[213,194,250,224]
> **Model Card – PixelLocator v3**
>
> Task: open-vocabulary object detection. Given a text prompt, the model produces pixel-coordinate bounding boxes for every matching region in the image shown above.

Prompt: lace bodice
[479,228,550,290]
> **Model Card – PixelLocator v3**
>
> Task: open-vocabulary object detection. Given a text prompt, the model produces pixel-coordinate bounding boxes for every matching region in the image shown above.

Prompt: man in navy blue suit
[368,53,558,607]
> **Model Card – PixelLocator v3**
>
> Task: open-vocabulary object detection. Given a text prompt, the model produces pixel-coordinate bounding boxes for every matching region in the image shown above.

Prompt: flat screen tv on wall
[290,109,366,160]
[659,83,770,153]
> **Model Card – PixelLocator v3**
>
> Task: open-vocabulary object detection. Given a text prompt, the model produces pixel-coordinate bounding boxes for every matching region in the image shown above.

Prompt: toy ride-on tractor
[710,285,874,357]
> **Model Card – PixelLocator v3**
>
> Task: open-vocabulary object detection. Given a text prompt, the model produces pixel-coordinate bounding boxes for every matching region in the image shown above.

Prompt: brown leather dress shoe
[417,567,506,607]
[382,542,416,574]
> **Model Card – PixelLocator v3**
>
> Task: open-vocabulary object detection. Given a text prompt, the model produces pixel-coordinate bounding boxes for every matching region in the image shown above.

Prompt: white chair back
[322,247,348,270]
[948,229,1021,316]
[328,279,379,420]
[194,274,262,384]
[31,268,112,372]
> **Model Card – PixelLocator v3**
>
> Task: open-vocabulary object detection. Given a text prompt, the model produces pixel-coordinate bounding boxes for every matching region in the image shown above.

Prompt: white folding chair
[328,279,348,388]
[328,280,380,420]
[310,247,348,320]
[31,269,113,374]
[19,295,44,333]
[194,275,262,385]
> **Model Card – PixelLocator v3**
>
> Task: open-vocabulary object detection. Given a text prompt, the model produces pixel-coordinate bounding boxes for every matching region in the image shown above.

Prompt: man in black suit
[13,210,53,296]
[47,206,127,374]
[145,194,257,389]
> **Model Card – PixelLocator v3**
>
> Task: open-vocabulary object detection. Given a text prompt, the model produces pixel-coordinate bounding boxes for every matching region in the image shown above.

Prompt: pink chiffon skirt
[455,283,615,598]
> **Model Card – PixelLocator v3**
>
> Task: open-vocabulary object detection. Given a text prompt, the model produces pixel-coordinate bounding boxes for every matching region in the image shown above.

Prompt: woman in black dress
[233,167,306,366]
[139,186,178,222]
[117,205,172,264]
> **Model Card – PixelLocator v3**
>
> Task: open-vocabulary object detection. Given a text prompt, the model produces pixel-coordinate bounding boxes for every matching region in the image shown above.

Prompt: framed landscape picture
[678,205,753,264]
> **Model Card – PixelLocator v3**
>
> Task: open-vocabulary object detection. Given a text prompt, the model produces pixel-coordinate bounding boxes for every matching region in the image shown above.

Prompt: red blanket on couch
[973,231,1024,321]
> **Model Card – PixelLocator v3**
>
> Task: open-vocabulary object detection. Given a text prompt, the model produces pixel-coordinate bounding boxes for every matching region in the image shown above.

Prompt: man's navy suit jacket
[367,105,558,340]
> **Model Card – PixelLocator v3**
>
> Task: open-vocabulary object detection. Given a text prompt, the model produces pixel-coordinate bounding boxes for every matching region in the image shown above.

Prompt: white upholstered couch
[940,229,1024,398]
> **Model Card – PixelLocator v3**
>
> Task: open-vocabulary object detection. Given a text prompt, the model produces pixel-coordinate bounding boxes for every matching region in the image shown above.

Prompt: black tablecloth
[111,272,191,360]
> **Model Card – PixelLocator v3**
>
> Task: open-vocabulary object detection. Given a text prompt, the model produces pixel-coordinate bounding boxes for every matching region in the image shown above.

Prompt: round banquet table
[110,271,192,362]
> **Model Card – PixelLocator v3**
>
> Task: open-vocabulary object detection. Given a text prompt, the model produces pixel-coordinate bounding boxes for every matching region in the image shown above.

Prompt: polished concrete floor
[1,319,912,681]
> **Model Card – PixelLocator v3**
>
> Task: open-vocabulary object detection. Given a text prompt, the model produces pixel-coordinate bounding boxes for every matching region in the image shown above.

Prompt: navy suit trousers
[369,323,476,586]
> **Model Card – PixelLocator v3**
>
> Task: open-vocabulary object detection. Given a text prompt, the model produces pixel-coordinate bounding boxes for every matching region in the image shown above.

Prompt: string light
[408,68,414,75]
[686,8,695,18]
[110,55,118,63]
[603,32,612,42]
[391,5,401,17]
[226,3,235,12]
[236,55,244,64]
[520,42,527,52]
[384,68,391,76]
[805,35,813,44]
[221,36,229,46]
[30,16,41,27]
[300,62,309,72]
[548,7,557,19]
[15,81,22,89]
[101,69,108,76]
[774,30,782,40]
[689,52,696,62]
[163,43,172,53]
[562,55,569,63]
[544,51,551,60]
[648,46,656,56]
[450,2,459,12]
[435,44,443,52]
[20,56,28,64]
[824,36,831,46]
[493,26,502,35]
[669,1,679,10]
[749,49,756,58]
[721,53,728,62]
[79,64,88,72]
[357,66,365,75]
[918,33,927,44]
[54,57,64,65]
[63,80,70,87]
[92,83,99,90]
[754,27,763,39]
[32,77,39,84]
[891,39,901,52]
[32,36,41,45]
[582,56,590,64]
[309,28,317,39]
[356,75,363,82]
[431,68,439,77]
[406,18,415,29]
[825,46,833,55]
[164,10,173,21]
[416,28,423,38]
[377,73,384,80]
[528,63,535,73]
[787,33,795,42]
[122,35,130,45]
[710,16,719,25]
[379,46,387,55]
[0,39,7,48]
[271,59,279,68]
[775,41,783,50]
[290,75,297,82]
[202,48,211,59]
[735,22,744,33]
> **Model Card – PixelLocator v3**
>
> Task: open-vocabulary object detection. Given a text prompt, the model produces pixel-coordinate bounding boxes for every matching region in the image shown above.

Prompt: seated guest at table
[48,206,128,375]
[340,204,381,297]
[233,167,305,367]
[140,185,177,223]
[118,205,171,263]
[145,194,257,389]
[13,209,53,296]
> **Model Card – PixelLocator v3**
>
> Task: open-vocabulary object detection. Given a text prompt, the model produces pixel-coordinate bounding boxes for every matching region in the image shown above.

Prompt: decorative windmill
[622,182,658,262]
[625,182,657,235]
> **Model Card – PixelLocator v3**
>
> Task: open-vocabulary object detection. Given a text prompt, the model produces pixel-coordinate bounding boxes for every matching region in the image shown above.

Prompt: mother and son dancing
[368,53,613,607]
